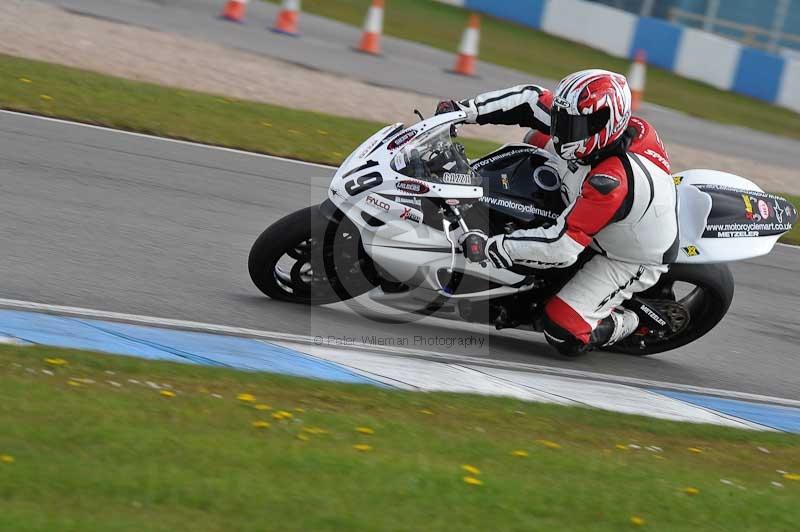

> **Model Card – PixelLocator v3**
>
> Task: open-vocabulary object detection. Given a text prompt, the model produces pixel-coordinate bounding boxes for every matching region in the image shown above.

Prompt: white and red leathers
[458,85,678,354]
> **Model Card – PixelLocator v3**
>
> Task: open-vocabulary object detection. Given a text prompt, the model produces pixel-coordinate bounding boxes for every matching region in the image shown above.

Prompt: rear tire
[605,263,734,356]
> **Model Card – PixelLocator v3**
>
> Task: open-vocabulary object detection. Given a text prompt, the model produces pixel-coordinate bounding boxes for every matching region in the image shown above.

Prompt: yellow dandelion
[297,433,310,441]
[294,407,305,413]
[40,94,53,101]
[159,390,176,398]
[511,450,529,458]
[67,380,82,387]
[419,409,434,415]
[251,420,271,429]
[0,455,14,464]
[615,444,629,451]
[461,464,481,475]
[272,410,294,420]
[44,358,68,366]
[683,487,700,495]
[783,473,800,481]
[356,427,375,435]
[630,515,646,526]
[535,439,561,449]
[317,129,329,135]
[261,122,273,127]
[303,427,328,435]
[463,476,483,486]
[236,393,256,403]
[353,444,373,452]
[687,447,703,454]
[254,404,272,411]
[19,78,32,83]
[653,455,666,460]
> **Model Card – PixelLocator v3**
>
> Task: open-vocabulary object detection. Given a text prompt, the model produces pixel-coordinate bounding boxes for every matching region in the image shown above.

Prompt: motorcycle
[248,111,797,355]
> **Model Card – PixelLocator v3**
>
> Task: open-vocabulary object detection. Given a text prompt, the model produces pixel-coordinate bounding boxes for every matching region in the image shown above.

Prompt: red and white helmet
[550,69,632,161]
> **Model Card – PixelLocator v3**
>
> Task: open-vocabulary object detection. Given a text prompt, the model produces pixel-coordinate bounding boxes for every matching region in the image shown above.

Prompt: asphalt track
[35,0,800,169]
[1,111,798,399]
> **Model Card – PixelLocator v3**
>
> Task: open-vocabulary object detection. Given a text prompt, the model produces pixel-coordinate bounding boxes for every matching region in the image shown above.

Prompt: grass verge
[780,194,800,245]
[0,53,497,166]
[1,344,799,531]
[271,0,800,141]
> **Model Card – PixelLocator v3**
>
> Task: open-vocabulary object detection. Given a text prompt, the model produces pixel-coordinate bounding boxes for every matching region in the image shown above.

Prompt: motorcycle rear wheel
[604,262,735,356]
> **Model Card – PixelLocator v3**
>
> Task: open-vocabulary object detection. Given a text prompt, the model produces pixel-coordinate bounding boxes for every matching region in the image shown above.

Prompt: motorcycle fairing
[674,169,797,263]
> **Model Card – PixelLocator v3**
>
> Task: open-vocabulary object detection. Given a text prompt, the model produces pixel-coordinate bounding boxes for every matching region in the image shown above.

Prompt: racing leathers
[457,85,679,355]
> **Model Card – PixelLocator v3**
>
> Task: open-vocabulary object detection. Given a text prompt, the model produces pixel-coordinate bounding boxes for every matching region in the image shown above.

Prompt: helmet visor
[551,107,610,144]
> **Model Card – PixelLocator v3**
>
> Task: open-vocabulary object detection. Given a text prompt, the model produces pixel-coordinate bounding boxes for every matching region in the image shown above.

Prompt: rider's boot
[599,308,640,347]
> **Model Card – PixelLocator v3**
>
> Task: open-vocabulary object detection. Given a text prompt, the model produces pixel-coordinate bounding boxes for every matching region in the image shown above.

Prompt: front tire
[248,205,376,305]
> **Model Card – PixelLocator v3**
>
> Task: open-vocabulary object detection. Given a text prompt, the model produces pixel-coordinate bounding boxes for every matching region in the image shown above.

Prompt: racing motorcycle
[248,111,797,355]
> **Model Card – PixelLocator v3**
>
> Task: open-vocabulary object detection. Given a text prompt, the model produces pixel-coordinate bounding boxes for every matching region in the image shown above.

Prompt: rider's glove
[459,231,513,269]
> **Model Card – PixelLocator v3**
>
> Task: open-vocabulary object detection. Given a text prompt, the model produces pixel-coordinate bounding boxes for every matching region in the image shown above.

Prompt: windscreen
[390,126,481,186]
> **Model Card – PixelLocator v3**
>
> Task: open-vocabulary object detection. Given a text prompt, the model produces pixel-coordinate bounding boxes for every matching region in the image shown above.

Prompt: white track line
[0,109,336,170]
[0,297,797,408]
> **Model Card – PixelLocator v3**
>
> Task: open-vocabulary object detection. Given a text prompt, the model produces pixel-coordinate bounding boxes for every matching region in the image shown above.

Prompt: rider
[438,69,679,356]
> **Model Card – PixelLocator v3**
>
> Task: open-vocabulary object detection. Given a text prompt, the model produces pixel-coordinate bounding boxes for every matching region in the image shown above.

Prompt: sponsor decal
[703,222,793,238]
[395,196,421,208]
[742,194,754,220]
[672,175,684,186]
[399,207,422,224]
[445,199,461,206]
[365,194,391,212]
[395,180,429,194]
[480,196,559,220]
[387,129,417,151]
[500,174,510,190]
[758,199,770,220]
[773,199,784,224]
[442,172,472,185]
[639,304,667,327]
[472,147,540,170]
[682,245,700,257]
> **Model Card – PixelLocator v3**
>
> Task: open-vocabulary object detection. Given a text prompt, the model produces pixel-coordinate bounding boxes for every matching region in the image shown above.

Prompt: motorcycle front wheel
[248,205,377,305]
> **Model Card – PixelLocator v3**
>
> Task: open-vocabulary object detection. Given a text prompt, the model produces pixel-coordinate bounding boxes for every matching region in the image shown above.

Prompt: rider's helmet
[550,69,632,162]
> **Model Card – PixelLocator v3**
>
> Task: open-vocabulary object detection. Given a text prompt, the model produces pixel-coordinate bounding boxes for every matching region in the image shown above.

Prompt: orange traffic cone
[273,0,301,36]
[220,0,247,23]
[628,50,647,112]
[357,0,384,55]
[452,14,481,76]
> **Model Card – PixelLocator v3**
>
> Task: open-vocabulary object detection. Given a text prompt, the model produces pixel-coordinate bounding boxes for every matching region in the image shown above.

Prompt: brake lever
[414,109,425,121]
[442,218,457,274]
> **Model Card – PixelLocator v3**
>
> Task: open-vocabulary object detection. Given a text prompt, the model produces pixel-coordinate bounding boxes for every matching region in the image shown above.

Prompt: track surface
[1,111,798,399]
[35,0,800,169]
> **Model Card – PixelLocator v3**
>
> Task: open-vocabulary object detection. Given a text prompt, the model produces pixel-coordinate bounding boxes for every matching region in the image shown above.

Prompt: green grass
[781,194,800,245]
[1,344,799,531]
[271,0,800,141]
[0,53,497,165]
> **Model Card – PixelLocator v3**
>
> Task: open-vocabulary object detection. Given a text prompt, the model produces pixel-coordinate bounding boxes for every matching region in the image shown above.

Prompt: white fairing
[674,169,789,263]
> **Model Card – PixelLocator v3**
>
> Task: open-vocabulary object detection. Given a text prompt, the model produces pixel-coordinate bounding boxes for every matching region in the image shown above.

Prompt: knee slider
[542,316,590,357]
